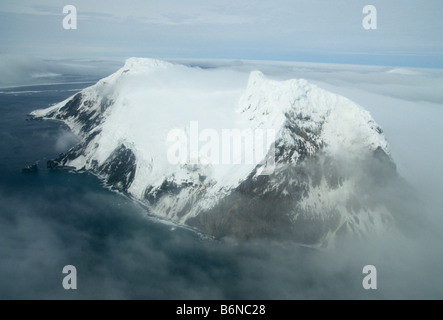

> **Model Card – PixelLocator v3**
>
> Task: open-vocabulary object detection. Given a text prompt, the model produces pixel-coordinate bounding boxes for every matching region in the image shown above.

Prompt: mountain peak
[240,70,388,160]
[31,58,399,246]
[123,57,173,71]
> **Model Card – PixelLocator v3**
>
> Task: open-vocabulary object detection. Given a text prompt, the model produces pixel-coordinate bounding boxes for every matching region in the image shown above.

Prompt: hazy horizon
[1,0,443,68]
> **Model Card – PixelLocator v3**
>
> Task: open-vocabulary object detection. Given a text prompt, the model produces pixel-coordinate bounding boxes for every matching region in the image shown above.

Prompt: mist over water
[0,67,442,299]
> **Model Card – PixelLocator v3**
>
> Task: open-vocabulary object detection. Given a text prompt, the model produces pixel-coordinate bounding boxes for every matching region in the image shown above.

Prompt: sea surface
[0,82,442,299]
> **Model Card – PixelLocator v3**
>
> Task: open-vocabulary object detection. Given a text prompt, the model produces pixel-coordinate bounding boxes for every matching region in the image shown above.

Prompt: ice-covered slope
[31,58,399,246]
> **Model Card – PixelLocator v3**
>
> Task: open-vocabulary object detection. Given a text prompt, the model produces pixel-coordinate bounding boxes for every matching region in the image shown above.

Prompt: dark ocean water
[0,83,442,299]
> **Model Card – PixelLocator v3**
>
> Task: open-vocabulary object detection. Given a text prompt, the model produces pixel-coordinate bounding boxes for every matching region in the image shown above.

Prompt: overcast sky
[0,0,442,67]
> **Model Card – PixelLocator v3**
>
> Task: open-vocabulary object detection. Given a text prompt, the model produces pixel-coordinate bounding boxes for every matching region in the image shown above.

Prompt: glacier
[31,58,403,246]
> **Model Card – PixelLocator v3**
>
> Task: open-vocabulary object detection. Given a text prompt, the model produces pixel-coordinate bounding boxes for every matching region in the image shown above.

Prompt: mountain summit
[32,58,400,246]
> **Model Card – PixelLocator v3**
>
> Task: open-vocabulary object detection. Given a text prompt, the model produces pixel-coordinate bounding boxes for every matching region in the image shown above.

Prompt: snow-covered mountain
[31,58,401,246]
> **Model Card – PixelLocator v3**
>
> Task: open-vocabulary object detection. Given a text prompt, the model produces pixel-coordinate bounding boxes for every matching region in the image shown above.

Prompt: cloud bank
[0,0,442,66]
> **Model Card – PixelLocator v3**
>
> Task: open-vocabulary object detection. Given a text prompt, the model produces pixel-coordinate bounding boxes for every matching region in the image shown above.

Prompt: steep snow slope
[32,58,400,246]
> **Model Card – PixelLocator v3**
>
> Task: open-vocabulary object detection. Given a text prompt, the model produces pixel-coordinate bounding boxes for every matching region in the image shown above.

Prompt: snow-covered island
[31,58,405,246]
